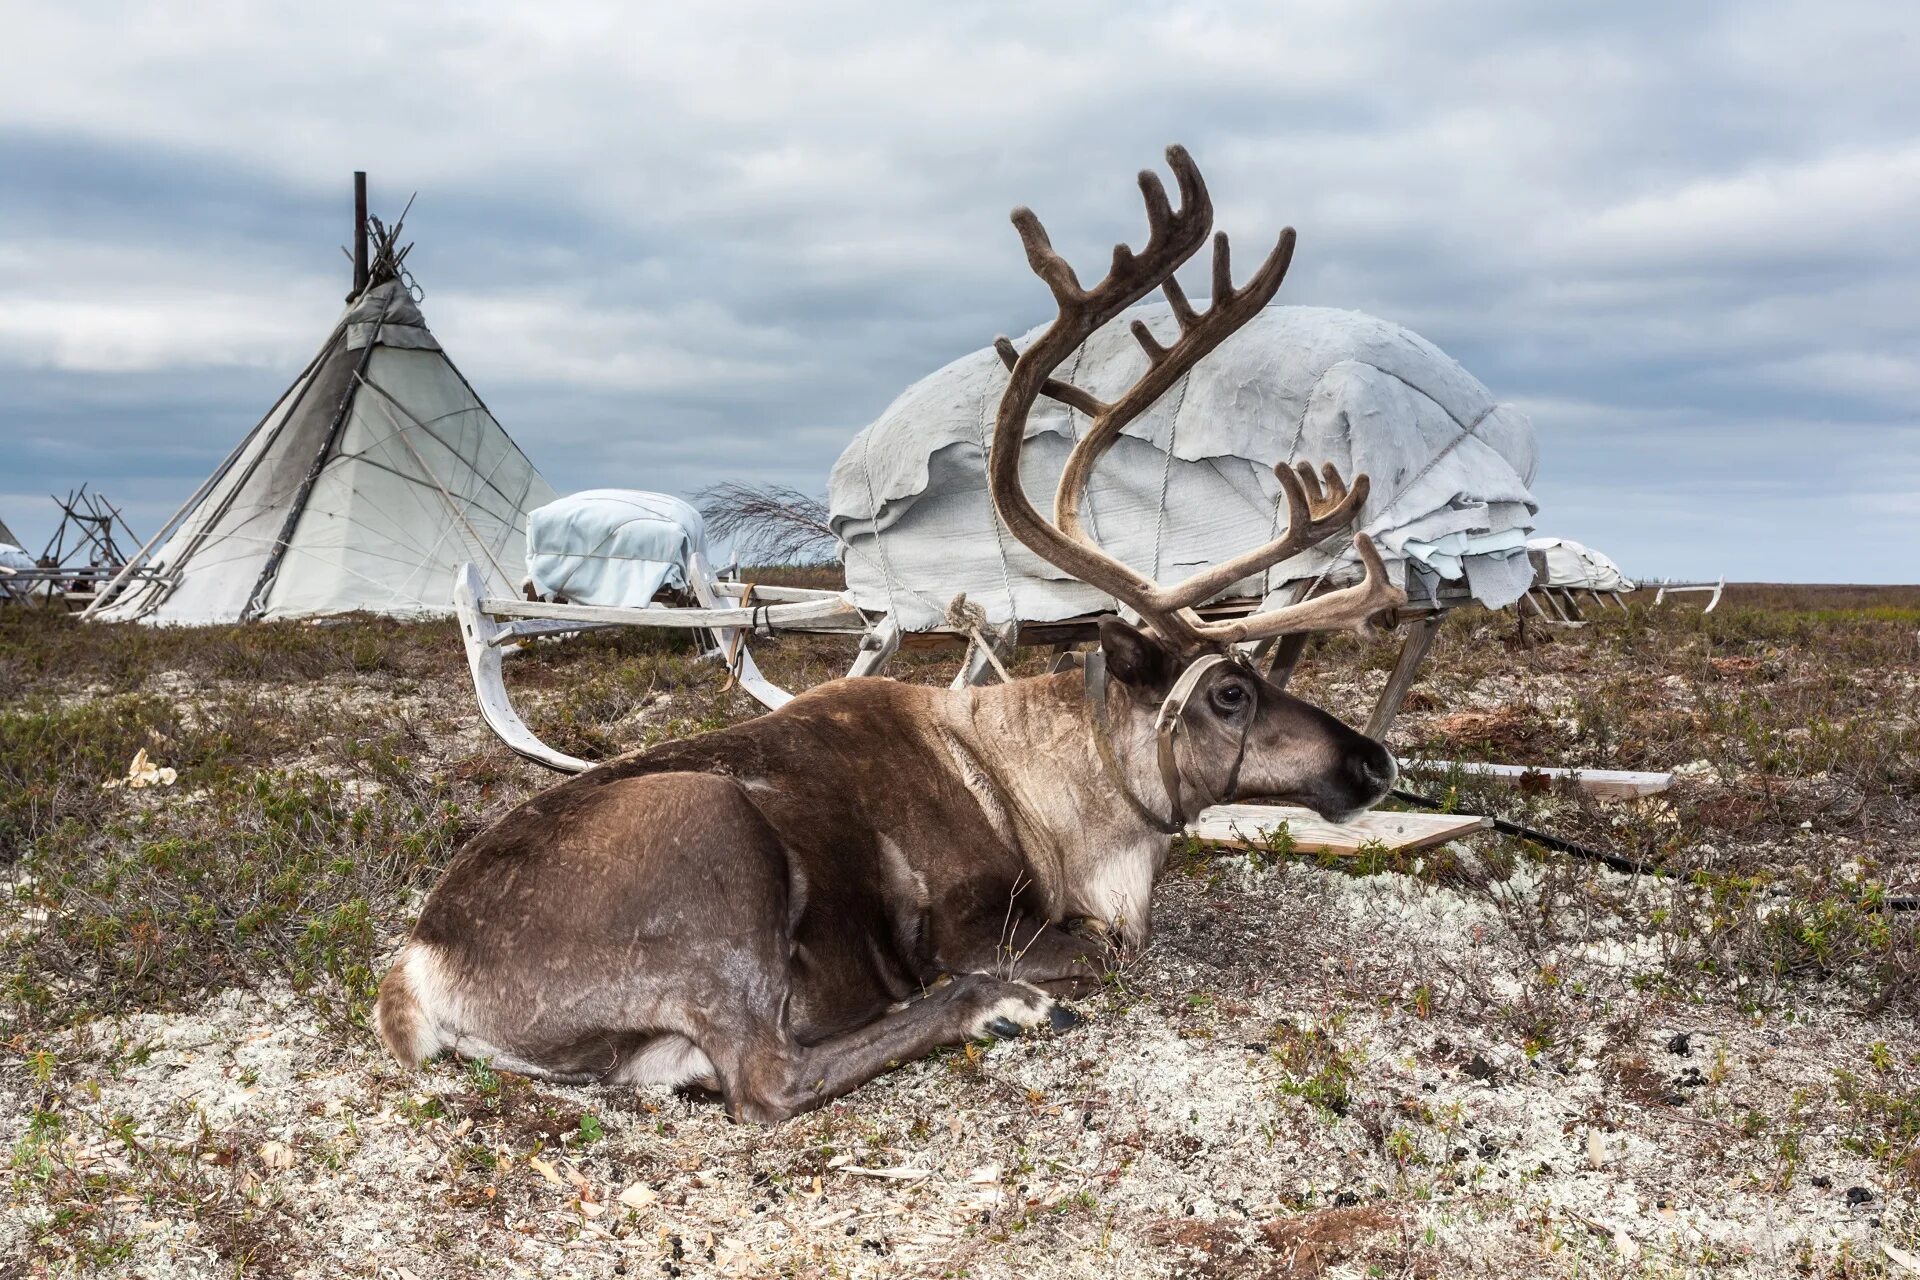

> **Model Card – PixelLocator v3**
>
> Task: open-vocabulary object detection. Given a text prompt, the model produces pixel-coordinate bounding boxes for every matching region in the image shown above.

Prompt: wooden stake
[1364,612,1443,740]
[352,171,369,298]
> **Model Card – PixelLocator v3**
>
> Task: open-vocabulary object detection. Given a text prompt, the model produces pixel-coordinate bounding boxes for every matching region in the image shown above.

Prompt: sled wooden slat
[709,582,848,603]
[1188,804,1490,855]
[1404,760,1673,799]
[479,593,867,632]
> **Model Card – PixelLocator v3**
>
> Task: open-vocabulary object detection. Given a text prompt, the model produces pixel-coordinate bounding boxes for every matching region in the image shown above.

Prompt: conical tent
[93,276,554,624]
[0,513,20,551]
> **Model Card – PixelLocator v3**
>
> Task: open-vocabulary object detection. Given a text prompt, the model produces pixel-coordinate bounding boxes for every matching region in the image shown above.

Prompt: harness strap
[1084,650,1258,833]
[1153,654,1250,826]
[1083,650,1185,834]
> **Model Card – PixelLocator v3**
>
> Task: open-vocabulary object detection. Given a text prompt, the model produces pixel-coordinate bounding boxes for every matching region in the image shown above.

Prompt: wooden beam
[1403,759,1672,799]
[707,581,846,603]
[1188,803,1490,855]
[480,593,866,632]
[846,616,901,677]
[1266,631,1313,690]
[1364,612,1443,740]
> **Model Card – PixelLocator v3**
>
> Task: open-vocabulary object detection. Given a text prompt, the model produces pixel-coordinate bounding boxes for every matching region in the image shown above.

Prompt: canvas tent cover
[829,304,1538,632]
[95,282,555,624]
[1527,537,1635,593]
[527,490,711,606]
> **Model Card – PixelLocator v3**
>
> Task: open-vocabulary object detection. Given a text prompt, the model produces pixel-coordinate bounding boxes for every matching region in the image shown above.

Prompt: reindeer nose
[1349,741,1398,797]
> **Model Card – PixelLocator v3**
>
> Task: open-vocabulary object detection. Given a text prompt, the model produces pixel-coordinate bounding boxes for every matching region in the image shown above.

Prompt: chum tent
[91,202,554,625]
[829,304,1538,633]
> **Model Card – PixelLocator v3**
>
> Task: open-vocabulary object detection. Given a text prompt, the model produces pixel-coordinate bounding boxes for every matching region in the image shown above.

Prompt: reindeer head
[1092,617,1396,824]
[989,145,1405,825]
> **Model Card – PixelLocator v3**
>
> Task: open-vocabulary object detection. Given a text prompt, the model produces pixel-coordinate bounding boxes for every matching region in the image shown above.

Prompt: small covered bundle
[1526,537,1636,593]
[526,489,714,607]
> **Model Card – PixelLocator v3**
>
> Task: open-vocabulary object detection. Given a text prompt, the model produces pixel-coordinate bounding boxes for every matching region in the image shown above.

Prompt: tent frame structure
[452,556,1477,775]
[0,487,162,609]
[1522,575,1724,625]
[1522,584,1621,625]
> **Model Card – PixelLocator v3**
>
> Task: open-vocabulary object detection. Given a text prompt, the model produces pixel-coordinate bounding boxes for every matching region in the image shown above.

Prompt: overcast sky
[3,1,1916,582]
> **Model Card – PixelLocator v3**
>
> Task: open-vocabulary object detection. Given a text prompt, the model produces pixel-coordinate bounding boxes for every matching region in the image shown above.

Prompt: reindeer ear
[1098,618,1174,690]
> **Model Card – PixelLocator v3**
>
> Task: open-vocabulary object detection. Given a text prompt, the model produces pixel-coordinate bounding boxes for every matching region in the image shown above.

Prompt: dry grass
[2,584,1917,1277]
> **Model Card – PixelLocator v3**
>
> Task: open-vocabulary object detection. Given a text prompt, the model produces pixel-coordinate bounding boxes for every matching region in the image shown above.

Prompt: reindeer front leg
[713,972,1076,1123]
[940,911,1122,999]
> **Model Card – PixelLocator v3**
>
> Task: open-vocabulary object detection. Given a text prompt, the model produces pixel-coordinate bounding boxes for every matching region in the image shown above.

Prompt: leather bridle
[1083,649,1256,833]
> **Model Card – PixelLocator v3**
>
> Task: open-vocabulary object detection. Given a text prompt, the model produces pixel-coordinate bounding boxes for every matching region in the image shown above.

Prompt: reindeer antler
[988,145,1404,652]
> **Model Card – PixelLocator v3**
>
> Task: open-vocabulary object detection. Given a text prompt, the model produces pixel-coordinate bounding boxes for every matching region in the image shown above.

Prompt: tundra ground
[2,584,1917,1278]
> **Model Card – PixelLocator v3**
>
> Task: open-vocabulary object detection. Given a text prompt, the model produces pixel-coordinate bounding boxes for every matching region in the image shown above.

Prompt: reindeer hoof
[1047,1003,1082,1032]
[967,982,1063,1040]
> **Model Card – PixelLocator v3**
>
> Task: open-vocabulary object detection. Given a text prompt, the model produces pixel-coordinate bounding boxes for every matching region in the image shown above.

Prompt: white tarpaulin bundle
[829,304,1538,632]
[93,281,555,624]
[0,543,32,574]
[527,490,711,606]
[1527,538,1635,593]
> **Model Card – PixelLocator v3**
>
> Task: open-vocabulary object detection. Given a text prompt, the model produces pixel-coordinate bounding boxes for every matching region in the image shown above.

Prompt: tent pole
[240,296,392,621]
[352,172,369,298]
[81,319,351,619]
[1364,611,1444,741]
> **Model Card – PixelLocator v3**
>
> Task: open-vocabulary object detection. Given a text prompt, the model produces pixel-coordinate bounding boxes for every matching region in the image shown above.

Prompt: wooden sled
[1652,577,1725,613]
[454,563,1479,778]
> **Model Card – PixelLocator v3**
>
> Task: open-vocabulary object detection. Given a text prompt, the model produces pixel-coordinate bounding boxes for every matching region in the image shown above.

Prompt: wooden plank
[708,581,846,603]
[1403,759,1672,799]
[480,593,866,632]
[1187,803,1490,855]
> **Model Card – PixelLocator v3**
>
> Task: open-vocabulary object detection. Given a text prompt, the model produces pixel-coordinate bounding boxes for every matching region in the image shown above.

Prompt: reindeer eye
[1211,682,1250,713]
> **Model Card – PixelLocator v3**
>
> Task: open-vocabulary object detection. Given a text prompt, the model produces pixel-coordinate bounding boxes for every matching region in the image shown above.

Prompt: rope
[974,389,1021,624]
[722,582,755,685]
[364,406,525,611]
[858,428,904,628]
[1149,369,1191,583]
[945,592,1013,683]
[1271,357,1503,607]
[357,373,514,587]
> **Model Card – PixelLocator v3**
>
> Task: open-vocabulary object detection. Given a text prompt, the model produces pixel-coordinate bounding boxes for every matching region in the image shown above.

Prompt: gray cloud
[1,0,1915,582]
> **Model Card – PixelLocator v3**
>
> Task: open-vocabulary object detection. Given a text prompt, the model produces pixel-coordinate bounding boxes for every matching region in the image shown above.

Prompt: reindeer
[375,146,1406,1122]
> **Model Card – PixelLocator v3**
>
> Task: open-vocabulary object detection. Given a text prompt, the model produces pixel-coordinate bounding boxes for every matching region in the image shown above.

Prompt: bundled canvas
[1527,537,1635,593]
[526,490,714,607]
[92,280,554,624]
[829,303,1538,632]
